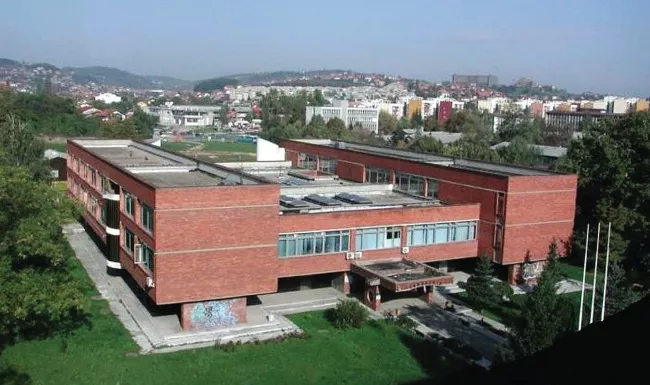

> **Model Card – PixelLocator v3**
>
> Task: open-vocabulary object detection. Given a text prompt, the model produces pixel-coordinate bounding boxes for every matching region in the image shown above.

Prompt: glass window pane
[314,235,324,254]
[287,239,296,256]
[435,225,449,243]
[278,239,286,257]
[362,232,378,250]
[341,233,349,251]
[455,222,469,241]
[469,223,477,240]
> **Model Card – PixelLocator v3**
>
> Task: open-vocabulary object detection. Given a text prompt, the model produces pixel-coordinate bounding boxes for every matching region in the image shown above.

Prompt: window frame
[124,228,135,255]
[140,202,154,233]
[124,192,135,217]
[355,227,401,251]
[278,230,350,258]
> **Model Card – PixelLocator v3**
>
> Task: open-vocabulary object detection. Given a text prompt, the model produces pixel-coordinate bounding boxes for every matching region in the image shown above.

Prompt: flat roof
[291,139,558,177]
[70,139,267,187]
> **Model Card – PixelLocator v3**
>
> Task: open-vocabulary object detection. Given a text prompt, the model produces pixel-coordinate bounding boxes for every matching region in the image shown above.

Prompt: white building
[94,93,122,104]
[147,105,222,127]
[305,100,379,133]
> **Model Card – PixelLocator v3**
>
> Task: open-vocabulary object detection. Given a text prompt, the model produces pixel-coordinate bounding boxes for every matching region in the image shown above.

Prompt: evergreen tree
[596,261,641,318]
[465,254,498,308]
[507,240,575,358]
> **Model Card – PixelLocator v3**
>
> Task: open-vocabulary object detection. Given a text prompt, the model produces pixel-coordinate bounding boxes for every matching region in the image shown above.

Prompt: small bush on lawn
[396,314,418,332]
[329,299,369,329]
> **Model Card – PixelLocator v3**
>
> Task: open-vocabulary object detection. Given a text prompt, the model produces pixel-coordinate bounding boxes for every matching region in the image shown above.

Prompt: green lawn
[161,141,199,152]
[558,261,594,283]
[202,141,256,153]
[1,260,464,385]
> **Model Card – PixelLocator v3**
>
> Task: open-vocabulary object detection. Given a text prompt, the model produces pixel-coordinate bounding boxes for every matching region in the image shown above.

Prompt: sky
[1,0,649,96]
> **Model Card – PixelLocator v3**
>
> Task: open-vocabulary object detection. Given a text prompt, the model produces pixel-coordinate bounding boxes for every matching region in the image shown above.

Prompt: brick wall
[153,185,280,304]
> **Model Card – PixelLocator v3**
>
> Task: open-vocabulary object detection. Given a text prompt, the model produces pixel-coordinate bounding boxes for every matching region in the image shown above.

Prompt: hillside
[62,66,192,89]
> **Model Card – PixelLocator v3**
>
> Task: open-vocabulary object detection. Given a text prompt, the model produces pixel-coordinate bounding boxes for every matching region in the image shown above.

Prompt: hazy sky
[2,0,649,95]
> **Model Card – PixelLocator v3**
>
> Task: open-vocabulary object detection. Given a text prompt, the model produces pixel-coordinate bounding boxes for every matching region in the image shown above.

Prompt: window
[50,170,59,178]
[298,154,316,169]
[100,174,110,192]
[140,243,154,272]
[124,193,135,217]
[278,230,350,258]
[496,192,505,217]
[90,168,97,186]
[124,229,135,254]
[355,227,401,251]
[365,167,389,183]
[395,172,425,196]
[407,221,478,246]
[101,205,106,224]
[495,224,503,249]
[140,203,154,232]
[318,157,338,174]
[427,179,440,199]
[89,197,98,216]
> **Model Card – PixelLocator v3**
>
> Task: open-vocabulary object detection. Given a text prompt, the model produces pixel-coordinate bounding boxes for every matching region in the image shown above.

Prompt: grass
[558,261,594,283]
[1,260,465,385]
[201,141,256,153]
[161,141,199,152]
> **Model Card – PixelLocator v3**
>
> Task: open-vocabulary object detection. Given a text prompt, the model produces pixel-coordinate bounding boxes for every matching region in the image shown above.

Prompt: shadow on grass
[450,294,522,327]
[0,363,31,385]
[397,333,480,385]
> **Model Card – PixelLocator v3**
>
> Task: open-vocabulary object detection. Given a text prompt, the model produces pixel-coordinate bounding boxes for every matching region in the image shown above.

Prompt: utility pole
[600,222,612,321]
[589,222,601,325]
[578,223,590,331]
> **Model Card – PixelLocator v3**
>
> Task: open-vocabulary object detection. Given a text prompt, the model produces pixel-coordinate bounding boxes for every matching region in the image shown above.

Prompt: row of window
[277,222,478,258]
[278,230,350,257]
[123,192,153,232]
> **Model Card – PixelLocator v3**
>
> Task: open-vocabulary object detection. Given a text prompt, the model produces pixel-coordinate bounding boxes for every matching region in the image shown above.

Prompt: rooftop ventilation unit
[280,195,310,208]
[303,194,343,207]
[334,192,373,205]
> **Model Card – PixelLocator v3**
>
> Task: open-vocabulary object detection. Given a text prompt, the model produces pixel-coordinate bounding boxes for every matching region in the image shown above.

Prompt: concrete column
[390,170,396,185]
[364,285,381,311]
[332,272,351,295]
[180,297,247,331]
[421,285,436,304]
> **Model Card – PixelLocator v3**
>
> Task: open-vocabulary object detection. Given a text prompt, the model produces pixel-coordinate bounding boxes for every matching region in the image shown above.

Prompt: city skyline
[1,0,649,96]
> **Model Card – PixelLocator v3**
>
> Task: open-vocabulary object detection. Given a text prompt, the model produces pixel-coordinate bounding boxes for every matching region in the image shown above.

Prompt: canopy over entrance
[351,258,453,292]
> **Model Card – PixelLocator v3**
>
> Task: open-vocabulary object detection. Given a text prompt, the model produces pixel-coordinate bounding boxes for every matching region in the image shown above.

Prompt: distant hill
[226,70,352,85]
[0,58,21,67]
[62,66,192,90]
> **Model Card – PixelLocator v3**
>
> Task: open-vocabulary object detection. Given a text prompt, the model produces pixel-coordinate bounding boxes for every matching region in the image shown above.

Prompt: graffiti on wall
[189,299,239,329]
[522,261,544,280]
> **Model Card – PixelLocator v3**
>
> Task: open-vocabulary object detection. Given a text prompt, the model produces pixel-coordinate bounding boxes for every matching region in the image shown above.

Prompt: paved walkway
[65,224,333,354]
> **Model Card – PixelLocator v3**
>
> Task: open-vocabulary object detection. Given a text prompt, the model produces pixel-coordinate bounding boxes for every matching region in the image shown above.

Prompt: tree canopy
[193,77,239,92]
[560,112,650,283]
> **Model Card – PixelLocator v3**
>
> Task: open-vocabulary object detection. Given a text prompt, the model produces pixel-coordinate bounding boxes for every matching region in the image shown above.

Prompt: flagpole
[600,222,611,321]
[578,223,590,331]
[589,222,601,324]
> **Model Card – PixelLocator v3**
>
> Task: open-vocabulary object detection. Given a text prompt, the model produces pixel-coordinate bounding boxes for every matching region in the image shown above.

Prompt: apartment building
[146,105,222,127]
[305,100,379,133]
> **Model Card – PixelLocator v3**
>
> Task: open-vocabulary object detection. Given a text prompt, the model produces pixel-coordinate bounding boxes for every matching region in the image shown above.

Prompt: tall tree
[423,115,439,132]
[506,241,575,358]
[0,114,49,181]
[378,111,398,134]
[409,136,444,154]
[326,117,347,137]
[0,166,87,353]
[411,109,423,129]
[465,254,498,310]
[595,261,641,318]
[559,112,650,283]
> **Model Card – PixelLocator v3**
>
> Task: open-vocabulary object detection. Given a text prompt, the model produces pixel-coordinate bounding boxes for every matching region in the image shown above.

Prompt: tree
[131,110,159,138]
[465,254,498,309]
[497,136,542,167]
[311,89,326,106]
[378,111,398,134]
[218,104,229,125]
[0,114,50,180]
[326,117,347,137]
[193,77,239,92]
[423,115,439,132]
[506,241,575,358]
[0,166,87,353]
[409,136,444,154]
[559,112,650,284]
[595,261,641,318]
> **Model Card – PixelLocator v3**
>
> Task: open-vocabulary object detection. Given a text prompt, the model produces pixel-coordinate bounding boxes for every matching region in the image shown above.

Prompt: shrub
[329,299,369,329]
[395,314,418,332]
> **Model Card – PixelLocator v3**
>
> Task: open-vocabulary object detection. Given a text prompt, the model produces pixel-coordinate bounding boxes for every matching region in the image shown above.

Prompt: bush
[329,299,369,329]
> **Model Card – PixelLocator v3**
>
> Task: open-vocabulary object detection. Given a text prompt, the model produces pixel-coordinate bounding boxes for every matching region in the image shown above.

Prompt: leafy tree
[595,261,641,318]
[465,254,498,309]
[131,109,159,138]
[497,114,543,144]
[397,117,411,132]
[0,115,50,180]
[378,111,398,134]
[391,128,408,146]
[409,136,444,154]
[506,241,575,358]
[218,104,229,125]
[444,137,501,162]
[311,89,326,106]
[326,117,347,137]
[0,166,87,353]
[442,110,492,139]
[559,112,650,283]
[496,136,542,167]
[423,115,439,131]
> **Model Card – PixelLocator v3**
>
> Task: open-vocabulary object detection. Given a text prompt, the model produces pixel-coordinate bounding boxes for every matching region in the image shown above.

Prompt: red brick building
[66,138,576,329]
